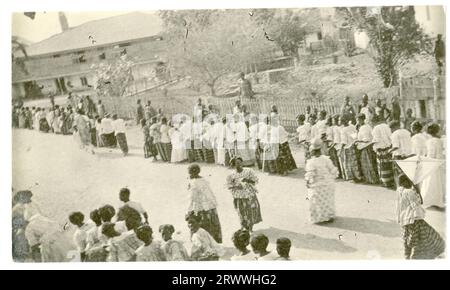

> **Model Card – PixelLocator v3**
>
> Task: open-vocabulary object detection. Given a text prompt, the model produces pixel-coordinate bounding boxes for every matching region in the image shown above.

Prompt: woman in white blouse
[371,116,395,188]
[356,114,380,184]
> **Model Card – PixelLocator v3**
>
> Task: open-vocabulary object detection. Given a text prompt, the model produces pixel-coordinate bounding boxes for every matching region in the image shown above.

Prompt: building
[12,12,167,100]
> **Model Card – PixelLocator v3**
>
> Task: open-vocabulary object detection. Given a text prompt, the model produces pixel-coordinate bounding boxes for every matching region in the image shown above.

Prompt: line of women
[297,110,445,204]
[139,111,297,177]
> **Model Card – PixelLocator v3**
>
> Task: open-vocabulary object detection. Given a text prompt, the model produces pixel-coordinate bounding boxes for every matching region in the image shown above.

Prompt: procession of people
[11,92,446,261]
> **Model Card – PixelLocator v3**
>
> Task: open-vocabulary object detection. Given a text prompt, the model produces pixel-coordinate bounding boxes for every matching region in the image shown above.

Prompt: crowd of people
[12,94,130,156]
[12,180,291,262]
[12,92,446,261]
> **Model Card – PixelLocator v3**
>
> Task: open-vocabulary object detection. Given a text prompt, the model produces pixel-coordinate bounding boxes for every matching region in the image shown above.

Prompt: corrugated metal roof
[25,12,163,57]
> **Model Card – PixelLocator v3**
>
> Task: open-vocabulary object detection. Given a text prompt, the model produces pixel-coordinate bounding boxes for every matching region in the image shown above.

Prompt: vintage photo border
[1,0,449,270]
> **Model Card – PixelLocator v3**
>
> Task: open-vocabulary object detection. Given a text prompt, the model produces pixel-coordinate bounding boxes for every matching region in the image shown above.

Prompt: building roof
[25,12,163,57]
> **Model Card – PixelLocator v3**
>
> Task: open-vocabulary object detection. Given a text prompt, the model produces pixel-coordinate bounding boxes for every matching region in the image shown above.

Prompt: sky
[12,11,154,43]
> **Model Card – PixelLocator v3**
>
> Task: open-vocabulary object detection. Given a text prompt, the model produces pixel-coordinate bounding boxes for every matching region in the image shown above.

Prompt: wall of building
[21,37,167,84]
[415,6,445,38]
[12,83,26,99]
[37,79,59,95]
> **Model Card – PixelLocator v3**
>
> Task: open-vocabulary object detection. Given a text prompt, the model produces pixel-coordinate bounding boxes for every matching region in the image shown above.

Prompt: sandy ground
[12,128,446,260]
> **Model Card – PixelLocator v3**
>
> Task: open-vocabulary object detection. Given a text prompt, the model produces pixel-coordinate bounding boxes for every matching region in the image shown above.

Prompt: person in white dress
[25,213,73,262]
[169,123,188,163]
[159,224,190,261]
[305,138,339,224]
[421,123,446,208]
[134,225,166,261]
[186,214,224,261]
[68,211,94,261]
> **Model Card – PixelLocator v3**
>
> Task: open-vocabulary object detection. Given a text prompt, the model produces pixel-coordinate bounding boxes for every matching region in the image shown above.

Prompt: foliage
[336,6,432,87]
[12,37,29,76]
[92,56,135,98]
[252,8,320,58]
[159,9,277,96]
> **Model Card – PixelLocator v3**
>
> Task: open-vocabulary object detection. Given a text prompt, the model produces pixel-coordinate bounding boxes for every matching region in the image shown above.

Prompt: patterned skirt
[202,141,215,164]
[359,146,380,184]
[276,142,297,174]
[403,219,445,259]
[159,142,172,162]
[307,183,336,224]
[144,138,158,158]
[188,208,223,244]
[101,132,116,147]
[233,196,263,230]
[116,133,128,154]
[328,147,342,178]
[342,146,361,181]
[376,147,394,188]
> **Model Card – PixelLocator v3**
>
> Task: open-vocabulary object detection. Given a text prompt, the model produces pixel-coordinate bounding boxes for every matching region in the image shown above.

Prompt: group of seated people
[12,188,292,262]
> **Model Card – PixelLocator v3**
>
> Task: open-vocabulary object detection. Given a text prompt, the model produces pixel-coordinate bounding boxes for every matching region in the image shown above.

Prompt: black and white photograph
[5,1,448,268]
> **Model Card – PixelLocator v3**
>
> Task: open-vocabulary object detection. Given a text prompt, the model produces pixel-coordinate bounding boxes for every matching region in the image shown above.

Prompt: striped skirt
[376,147,395,188]
[188,208,223,244]
[186,140,196,163]
[342,146,361,181]
[202,141,215,164]
[359,146,380,184]
[144,137,158,158]
[116,133,128,154]
[233,196,263,230]
[328,146,342,178]
[403,219,445,260]
[159,142,172,162]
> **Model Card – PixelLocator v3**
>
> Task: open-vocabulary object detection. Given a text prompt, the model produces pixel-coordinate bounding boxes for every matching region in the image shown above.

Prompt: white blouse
[391,129,412,157]
[372,123,392,150]
[357,124,373,150]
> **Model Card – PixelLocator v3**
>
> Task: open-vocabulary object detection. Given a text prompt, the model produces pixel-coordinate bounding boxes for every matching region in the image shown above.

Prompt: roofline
[21,35,163,59]
[12,59,163,83]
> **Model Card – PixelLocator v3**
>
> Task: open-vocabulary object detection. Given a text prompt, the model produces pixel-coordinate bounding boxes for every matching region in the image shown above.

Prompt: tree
[336,6,432,87]
[252,8,319,59]
[92,56,135,98]
[159,10,277,96]
[12,36,29,76]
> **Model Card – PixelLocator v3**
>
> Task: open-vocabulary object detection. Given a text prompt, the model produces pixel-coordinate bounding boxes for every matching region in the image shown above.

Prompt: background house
[12,12,167,100]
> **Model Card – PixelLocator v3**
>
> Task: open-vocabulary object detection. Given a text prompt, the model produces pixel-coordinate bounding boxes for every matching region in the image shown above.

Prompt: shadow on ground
[320,217,401,238]
[253,227,357,253]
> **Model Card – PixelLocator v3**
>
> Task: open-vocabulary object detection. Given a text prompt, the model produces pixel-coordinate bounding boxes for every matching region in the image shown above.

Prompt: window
[317,32,323,40]
[53,54,61,58]
[119,42,131,47]
[80,77,88,86]
[72,54,87,64]
[99,52,106,60]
